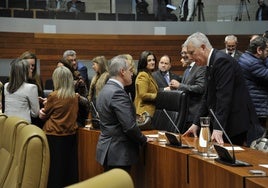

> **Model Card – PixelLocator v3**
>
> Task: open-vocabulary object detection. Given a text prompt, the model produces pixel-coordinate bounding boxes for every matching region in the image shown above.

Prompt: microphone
[163,109,192,149]
[209,109,251,166]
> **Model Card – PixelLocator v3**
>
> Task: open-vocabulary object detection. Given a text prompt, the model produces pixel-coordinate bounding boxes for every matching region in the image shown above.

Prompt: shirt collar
[109,78,124,89]
[207,48,214,66]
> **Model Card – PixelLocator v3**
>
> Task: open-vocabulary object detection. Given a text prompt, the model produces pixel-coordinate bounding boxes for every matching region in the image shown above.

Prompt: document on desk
[259,164,268,169]
[224,146,244,151]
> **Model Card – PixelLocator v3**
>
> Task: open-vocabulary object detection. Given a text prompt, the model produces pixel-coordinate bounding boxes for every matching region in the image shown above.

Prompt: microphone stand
[209,109,251,166]
[163,109,192,149]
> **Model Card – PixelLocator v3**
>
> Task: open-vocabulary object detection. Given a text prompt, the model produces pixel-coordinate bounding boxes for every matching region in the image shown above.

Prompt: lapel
[157,70,167,84]
[149,72,159,90]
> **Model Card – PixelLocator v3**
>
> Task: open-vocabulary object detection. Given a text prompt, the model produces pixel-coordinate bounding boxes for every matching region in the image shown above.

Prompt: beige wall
[84,0,259,21]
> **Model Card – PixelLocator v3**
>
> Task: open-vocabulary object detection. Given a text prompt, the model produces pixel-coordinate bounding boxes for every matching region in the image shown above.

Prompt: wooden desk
[246,177,268,188]
[78,128,268,188]
[78,128,196,188]
[77,128,103,180]
[188,146,268,188]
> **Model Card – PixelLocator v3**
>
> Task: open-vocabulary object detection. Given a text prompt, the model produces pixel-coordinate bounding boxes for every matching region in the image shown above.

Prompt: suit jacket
[152,70,182,91]
[220,49,243,61]
[96,79,147,166]
[194,49,260,142]
[178,64,206,129]
[134,71,158,116]
[256,4,268,20]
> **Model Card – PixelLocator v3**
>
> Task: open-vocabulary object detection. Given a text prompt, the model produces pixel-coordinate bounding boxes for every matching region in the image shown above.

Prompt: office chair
[36,10,53,19]
[152,90,188,133]
[56,11,76,20]
[136,13,156,21]
[98,13,116,21]
[13,9,33,18]
[0,9,11,17]
[118,13,135,21]
[76,12,96,20]
[66,169,134,188]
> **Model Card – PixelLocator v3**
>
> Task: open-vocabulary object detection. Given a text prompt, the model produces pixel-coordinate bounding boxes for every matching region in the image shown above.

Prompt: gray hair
[63,50,76,58]
[109,55,128,77]
[225,35,238,43]
[184,32,213,49]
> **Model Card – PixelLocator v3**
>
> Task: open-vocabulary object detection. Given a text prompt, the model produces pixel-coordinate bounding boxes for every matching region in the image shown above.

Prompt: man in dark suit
[169,45,206,133]
[152,55,181,91]
[220,35,243,61]
[256,0,268,21]
[96,55,149,172]
[183,32,263,146]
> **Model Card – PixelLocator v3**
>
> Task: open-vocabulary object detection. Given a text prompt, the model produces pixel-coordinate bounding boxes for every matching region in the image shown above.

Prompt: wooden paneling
[0,32,252,83]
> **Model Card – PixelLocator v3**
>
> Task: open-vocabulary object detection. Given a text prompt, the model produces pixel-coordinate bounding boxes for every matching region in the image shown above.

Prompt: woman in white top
[4,59,39,123]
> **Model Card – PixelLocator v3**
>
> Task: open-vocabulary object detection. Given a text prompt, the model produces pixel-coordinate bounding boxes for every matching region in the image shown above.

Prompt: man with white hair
[221,35,242,61]
[183,32,263,146]
[63,50,89,87]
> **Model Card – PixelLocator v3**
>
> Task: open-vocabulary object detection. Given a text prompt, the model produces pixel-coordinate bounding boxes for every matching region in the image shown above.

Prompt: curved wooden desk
[78,128,268,188]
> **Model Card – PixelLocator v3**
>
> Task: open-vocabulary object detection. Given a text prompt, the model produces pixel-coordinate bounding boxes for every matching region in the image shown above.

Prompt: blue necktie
[183,66,191,80]
[164,73,170,84]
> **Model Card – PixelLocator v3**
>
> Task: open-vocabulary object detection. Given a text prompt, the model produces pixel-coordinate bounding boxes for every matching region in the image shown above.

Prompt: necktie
[164,72,170,84]
[183,65,191,80]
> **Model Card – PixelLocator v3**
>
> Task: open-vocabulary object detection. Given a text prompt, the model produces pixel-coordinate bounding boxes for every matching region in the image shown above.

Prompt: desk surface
[246,177,268,188]
[78,128,268,188]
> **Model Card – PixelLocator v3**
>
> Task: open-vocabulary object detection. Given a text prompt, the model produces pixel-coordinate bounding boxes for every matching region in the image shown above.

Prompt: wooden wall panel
[0,32,252,83]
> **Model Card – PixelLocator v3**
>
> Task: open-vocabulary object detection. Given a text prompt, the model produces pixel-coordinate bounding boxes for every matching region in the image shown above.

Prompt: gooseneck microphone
[163,109,192,149]
[163,109,181,134]
[209,109,251,166]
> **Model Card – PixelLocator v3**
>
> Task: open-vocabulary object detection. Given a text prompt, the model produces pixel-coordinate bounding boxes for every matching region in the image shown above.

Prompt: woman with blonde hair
[39,66,79,187]
[88,56,109,119]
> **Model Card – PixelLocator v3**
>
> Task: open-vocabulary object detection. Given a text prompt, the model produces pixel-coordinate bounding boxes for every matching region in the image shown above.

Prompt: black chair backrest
[152,90,188,133]
[0,9,11,17]
[76,12,96,20]
[36,10,54,19]
[118,13,135,21]
[56,11,76,20]
[136,13,156,21]
[98,13,116,21]
[13,10,33,18]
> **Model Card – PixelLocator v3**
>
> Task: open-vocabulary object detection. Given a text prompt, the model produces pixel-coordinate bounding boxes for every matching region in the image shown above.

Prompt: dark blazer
[220,49,243,61]
[194,49,261,144]
[256,3,268,20]
[96,79,147,166]
[178,64,206,129]
[152,70,182,91]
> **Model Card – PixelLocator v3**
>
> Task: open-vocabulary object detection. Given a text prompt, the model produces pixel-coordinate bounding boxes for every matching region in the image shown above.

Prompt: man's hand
[211,130,224,145]
[169,79,180,90]
[182,124,199,137]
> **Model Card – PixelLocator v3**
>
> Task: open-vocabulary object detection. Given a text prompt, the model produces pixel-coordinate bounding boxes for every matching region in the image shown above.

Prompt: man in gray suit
[96,55,149,172]
[169,45,206,133]
[152,55,181,91]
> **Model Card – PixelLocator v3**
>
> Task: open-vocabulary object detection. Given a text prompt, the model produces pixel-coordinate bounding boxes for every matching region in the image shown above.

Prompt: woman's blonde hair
[52,66,75,99]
